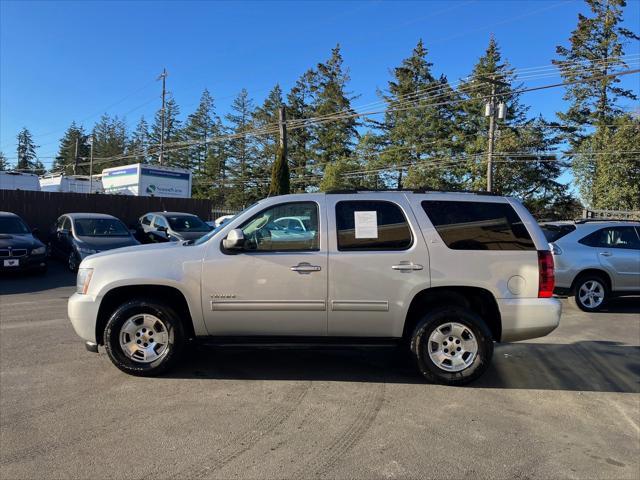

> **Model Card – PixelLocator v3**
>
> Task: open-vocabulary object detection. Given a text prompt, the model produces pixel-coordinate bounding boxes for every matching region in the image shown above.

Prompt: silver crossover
[542,220,640,311]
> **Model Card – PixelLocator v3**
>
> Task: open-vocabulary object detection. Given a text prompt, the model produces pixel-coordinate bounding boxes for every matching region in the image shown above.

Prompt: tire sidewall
[411,307,493,385]
[574,276,608,312]
[104,299,184,376]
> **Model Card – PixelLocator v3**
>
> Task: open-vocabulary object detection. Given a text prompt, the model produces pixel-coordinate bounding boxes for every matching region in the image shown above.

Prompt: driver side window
[240,202,319,252]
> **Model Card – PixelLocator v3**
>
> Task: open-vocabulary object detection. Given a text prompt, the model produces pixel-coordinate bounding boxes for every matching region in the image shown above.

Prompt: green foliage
[150,94,185,167]
[287,70,316,192]
[54,122,90,174]
[127,117,150,165]
[0,151,9,170]
[16,128,44,174]
[91,114,127,170]
[254,85,284,199]
[269,144,290,196]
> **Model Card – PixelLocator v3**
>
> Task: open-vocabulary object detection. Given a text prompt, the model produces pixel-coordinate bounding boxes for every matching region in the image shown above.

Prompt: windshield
[74,218,130,237]
[167,215,210,232]
[0,217,30,234]
[541,224,576,242]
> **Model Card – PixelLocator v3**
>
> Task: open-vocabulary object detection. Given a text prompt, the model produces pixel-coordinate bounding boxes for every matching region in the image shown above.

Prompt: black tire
[410,307,493,386]
[573,274,609,312]
[68,251,79,272]
[104,298,185,376]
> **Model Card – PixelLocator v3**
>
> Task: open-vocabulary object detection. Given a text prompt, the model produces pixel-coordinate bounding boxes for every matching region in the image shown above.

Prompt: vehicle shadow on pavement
[170,340,639,393]
[0,261,74,295]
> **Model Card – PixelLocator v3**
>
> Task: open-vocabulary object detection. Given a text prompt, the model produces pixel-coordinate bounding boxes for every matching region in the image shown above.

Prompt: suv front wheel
[410,307,493,386]
[104,298,185,376]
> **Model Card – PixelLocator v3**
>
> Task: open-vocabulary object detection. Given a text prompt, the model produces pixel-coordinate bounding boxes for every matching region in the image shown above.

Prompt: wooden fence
[0,190,212,240]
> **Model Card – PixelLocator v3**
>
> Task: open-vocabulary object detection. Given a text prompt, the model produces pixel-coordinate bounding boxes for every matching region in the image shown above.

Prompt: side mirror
[223,229,245,250]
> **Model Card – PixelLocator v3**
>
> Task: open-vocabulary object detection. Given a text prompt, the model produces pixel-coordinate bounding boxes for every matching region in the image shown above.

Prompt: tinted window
[62,217,72,231]
[336,201,412,251]
[579,227,640,250]
[167,215,210,232]
[541,224,576,242]
[141,215,152,226]
[422,200,535,251]
[0,217,30,234]
[240,202,319,252]
[74,218,129,237]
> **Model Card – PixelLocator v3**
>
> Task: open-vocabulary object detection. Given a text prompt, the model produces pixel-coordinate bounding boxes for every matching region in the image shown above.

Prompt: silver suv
[542,220,640,311]
[68,191,561,386]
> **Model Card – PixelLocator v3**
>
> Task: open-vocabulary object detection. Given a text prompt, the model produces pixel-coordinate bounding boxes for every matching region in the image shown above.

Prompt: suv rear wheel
[104,298,185,376]
[574,274,608,312]
[410,307,493,386]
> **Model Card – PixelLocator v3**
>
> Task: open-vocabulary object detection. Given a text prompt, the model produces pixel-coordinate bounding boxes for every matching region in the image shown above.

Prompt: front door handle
[392,263,424,271]
[599,251,612,257]
[291,262,321,274]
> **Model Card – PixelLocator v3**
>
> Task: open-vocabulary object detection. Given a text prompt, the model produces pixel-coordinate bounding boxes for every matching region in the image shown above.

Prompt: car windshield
[0,217,30,234]
[167,215,210,232]
[74,218,130,237]
[541,224,576,242]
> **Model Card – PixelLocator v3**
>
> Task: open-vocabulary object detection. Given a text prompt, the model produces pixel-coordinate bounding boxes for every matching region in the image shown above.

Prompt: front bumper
[0,254,47,271]
[498,297,562,342]
[68,292,101,343]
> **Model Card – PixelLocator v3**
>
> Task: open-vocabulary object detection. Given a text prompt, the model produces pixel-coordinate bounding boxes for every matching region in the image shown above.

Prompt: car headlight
[76,268,94,294]
[78,246,98,255]
[32,246,46,255]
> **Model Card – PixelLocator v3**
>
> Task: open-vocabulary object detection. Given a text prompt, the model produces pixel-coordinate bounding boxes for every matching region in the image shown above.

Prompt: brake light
[538,250,555,298]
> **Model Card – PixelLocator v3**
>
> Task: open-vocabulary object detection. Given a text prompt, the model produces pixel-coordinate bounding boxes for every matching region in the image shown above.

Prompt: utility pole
[73,137,79,175]
[278,106,288,161]
[481,75,507,192]
[87,136,94,193]
[157,68,168,166]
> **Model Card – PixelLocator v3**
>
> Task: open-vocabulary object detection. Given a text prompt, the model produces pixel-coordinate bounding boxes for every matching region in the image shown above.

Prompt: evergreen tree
[0,151,10,170]
[377,39,461,190]
[554,0,638,140]
[575,114,640,209]
[150,94,185,167]
[54,122,89,174]
[269,145,290,196]
[554,0,638,207]
[185,89,221,175]
[128,116,151,165]
[16,128,44,174]
[254,85,284,198]
[286,70,316,192]
[91,114,127,169]
[311,45,358,176]
[458,36,569,208]
[225,89,258,208]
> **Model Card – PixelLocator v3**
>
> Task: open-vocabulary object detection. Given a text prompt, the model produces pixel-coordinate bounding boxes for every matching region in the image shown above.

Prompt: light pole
[87,136,94,194]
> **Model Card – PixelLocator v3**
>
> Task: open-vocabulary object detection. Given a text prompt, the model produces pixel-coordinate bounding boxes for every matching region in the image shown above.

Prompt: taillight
[538,250,555,298]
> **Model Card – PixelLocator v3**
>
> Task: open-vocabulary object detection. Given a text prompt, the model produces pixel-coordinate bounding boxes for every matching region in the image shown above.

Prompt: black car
[0,211,48,273]
[49,213,140,271]
[135,211,212,244]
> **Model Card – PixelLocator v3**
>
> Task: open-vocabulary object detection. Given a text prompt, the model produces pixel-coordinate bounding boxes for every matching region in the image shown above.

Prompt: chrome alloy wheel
[578,280,605,309]
[427,322,478,372]
[119,314,170,364]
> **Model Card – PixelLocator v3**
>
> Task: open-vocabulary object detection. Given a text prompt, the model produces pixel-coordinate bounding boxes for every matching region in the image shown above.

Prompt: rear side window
[422,200,535,251]
[336,201,412,251]
[541,224,576,242]
[141,215,152,226]
[578,227,640,250]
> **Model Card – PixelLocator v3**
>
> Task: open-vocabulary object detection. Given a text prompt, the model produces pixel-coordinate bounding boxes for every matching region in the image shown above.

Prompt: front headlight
[32,246,46,255]
[76,268,94,295]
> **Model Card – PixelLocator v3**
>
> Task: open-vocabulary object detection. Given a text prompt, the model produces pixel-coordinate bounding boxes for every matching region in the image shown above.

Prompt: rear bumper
[498,297,562,342]
[68,293,101,343]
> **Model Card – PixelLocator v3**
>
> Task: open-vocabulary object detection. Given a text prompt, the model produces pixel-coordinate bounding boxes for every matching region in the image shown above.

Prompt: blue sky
[1,0,639,171]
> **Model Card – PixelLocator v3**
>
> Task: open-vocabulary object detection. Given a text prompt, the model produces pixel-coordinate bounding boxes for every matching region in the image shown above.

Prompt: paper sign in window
[354,211,378,238]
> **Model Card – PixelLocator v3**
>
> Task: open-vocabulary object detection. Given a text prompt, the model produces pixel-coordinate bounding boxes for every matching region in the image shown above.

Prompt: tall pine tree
[150,94,185,167]
[0,151,9,170]
[16,128,44,174]
[54,122,90,174]
[128,116,151,165]
[254,84,284,198]
[91,114,127,168]
[286,70,316,192]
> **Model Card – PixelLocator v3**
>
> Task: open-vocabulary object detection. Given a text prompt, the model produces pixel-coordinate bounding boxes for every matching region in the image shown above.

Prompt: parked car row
[0,210,212,274]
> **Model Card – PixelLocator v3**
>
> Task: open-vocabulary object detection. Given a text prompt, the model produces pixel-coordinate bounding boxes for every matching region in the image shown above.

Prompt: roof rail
[324,188,499,196]
[574,218,639,224]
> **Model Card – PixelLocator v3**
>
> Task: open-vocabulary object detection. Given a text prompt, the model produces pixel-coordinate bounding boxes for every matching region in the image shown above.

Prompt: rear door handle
[392,263,423,271]
[599,251,612,257]
[291,262,321,273]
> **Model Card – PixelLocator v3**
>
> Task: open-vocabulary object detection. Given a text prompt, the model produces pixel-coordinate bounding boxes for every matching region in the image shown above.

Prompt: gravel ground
[1,262,639,480]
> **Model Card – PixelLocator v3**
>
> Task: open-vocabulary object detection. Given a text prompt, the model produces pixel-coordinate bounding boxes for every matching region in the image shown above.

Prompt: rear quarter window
[421,200,535,251]
[541,224,576,242]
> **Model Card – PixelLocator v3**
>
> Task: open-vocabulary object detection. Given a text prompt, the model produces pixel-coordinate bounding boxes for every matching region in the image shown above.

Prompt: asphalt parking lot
[1,263,639,480]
